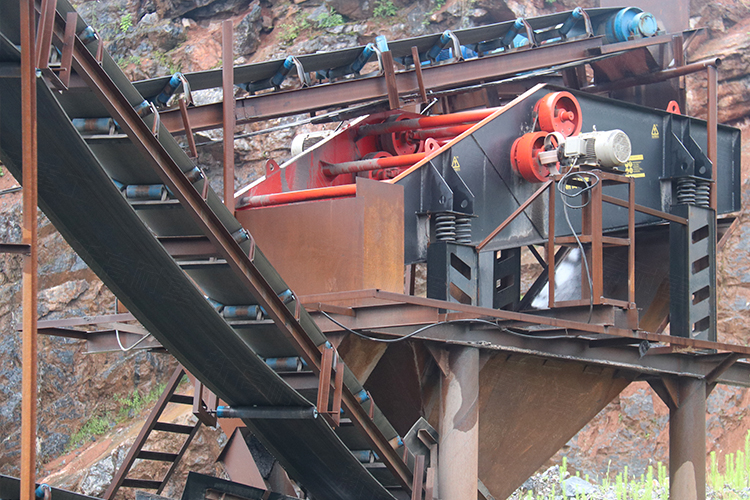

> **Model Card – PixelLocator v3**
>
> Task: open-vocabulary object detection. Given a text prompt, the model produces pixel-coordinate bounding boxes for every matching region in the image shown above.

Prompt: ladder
[103,366,216,500]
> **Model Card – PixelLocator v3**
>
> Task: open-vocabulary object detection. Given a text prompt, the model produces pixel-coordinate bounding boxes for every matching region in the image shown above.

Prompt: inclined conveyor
[0,1,412,498]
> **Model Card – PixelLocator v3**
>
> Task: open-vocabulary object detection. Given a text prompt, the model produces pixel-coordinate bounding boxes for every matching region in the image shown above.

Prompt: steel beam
[20,1,38,500]
[160,37,604,134]
[669,378,706,500]
[438,346,479,500]
[317,316,750,387]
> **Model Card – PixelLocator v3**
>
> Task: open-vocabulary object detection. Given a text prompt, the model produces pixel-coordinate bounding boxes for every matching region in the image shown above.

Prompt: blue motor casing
[605,7,658,43]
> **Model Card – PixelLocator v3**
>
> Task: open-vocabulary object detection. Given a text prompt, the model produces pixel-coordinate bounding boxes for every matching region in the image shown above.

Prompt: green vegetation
[67,383,166,450]
[278,16,310,44]
[68,414,112,449]
[115,382,165,420]
[710,430,750,493]
[519,433,750,499]
[119,12,133,33]
[317,8,344,28]
[373,0,398,18]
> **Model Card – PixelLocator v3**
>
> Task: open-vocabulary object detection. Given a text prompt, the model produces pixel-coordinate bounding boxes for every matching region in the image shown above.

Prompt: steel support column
[706,64,718,211]
[669,378,706,500]
[438,346,479,500]
[222,20,235,216]
[19,1,38,500]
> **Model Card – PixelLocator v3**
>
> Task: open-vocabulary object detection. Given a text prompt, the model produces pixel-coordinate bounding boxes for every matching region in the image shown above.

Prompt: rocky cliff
[0,0,749,496]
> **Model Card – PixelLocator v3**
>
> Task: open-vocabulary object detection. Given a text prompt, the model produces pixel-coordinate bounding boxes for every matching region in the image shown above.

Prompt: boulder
[329,0,371,20]
[234,1,263,56]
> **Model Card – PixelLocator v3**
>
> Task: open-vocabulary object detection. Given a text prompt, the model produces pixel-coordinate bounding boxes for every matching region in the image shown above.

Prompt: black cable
[320,311,582,342]
[556,165,600,323]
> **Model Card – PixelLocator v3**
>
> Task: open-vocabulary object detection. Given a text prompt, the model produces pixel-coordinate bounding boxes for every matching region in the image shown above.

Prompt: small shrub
[119,12,133,33]
[373,0,398,18]
[68,413,112,449]
[317,8,344,28]
[279,16,310,44]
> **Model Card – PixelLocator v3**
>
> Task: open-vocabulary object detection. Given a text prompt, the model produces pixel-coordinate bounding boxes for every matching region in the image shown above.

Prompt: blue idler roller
[559,7,584,37]
[239,56,296,94]
[503,19,526,47]
[605,7,657,43]
[185,166,204,184]
[319,43,376,80]
[77,26,97,45]
[265,356,307,371]
[426,30,454,62]
[351,450,376,463]
[153,72,184,107]
[205,296,224,312]
[72,117,115,135]
[222,304,262,319]
[125,184,167,200]
[354,389,370,404]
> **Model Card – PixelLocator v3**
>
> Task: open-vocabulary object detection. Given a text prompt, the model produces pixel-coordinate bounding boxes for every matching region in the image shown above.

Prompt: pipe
[582,58,721,94]
[215,406,318,419]
[322,153,426,176]
[357,107,501,137]
[410,124,472,141]
[237,184,357,209]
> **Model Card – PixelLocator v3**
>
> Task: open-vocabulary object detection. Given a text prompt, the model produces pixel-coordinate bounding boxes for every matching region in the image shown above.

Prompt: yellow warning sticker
[451,156,461,171]
[624,154,645,178]
[651,124,659,139]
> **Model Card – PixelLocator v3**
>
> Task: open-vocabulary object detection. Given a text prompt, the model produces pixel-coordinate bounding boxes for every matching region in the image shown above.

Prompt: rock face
[152,0,252,20]
[234,1,263,56]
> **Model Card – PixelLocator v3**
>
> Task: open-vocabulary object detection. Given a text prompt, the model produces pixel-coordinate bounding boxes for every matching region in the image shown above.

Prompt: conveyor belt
[0,475,101,500]
[131,7,627,98]
[0,2,411,498]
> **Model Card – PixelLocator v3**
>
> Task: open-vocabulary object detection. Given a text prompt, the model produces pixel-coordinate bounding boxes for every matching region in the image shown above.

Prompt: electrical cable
[320,311,582,342]
[115,329,153,352]
[556,164,600,323]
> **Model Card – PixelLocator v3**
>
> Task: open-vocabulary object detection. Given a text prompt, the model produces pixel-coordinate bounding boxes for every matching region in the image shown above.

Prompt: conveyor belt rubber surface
[0,3,406,498]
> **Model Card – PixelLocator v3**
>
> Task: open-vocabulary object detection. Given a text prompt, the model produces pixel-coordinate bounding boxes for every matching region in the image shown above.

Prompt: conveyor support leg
[669,378,706,500]
[438,346,479,500]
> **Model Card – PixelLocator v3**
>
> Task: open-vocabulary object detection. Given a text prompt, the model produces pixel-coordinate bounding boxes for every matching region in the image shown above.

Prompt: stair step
[121,479,162,490]
[137,450,179,462]
[169,394,194,405]
[153,422,195,434]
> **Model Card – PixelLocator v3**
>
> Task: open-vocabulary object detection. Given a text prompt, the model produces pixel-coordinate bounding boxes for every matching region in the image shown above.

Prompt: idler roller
[534,91,582,137]
[510,131,551,183]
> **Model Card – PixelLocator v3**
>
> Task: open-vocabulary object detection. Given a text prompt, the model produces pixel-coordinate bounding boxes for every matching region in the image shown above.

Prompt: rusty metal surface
[236,178,404,297]
[476,353,629,499]
[19,0,38,498]
[216,429,267,489]
[222,21,235,216]
[438,346,479,500]
[669,378,706,500]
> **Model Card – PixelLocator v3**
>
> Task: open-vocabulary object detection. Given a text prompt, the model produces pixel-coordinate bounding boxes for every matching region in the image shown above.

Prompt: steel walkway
[0,2,414,498]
